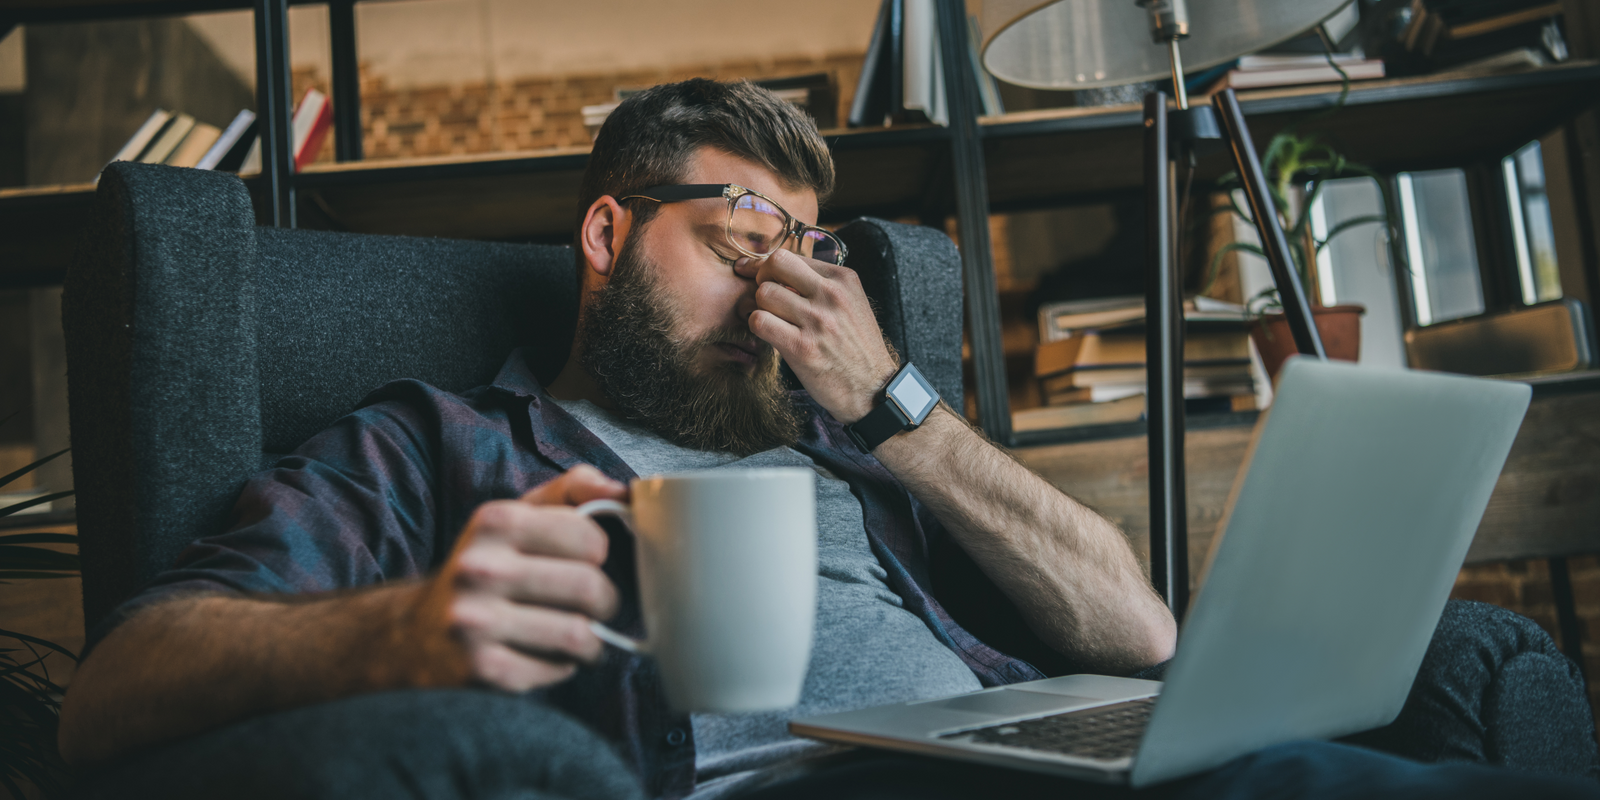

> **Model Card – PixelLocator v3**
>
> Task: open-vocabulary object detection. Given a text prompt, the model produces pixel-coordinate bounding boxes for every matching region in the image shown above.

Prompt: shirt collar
[487,347,550,399]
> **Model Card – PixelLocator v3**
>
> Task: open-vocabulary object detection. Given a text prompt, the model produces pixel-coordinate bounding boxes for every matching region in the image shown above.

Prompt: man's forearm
[872,404,1176,673]
[58,581,464,765]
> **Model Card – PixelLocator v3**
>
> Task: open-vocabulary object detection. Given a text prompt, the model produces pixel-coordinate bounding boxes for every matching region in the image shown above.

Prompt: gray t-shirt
[551,399,982,798]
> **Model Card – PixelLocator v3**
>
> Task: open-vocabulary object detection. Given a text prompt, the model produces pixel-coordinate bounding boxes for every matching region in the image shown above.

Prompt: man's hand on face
[429,464,625,692]
[742,249,899,424]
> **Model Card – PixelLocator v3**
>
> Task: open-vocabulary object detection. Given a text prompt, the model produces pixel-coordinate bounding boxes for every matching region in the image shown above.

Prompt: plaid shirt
[103,348,1047,798]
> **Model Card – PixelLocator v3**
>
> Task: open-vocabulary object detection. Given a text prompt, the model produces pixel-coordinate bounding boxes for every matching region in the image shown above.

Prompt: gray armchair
[63,161,965,630]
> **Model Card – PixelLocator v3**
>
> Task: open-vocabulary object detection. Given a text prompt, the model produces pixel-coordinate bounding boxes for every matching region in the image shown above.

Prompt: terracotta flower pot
[1251,304,1365,381]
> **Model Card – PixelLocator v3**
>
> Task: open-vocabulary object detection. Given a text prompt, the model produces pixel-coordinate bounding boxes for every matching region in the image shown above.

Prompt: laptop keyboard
[939,696,1156,761]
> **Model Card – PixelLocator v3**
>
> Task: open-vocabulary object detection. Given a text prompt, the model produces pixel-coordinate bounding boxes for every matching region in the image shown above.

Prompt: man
[60,80,1596,799]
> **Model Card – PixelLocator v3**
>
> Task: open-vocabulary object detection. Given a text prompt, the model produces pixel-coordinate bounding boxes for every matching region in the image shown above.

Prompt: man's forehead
[683,147,820,225]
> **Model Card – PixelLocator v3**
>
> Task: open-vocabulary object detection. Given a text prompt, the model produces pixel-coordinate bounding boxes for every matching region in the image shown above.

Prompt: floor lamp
[980,0,1346,618]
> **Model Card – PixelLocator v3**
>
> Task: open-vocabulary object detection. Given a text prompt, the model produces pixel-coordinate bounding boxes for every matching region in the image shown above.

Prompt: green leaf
[0,491,74,518]
[1316,214,1389,250]
[0,628,77,660]
[1201,242,1267,296]
[0,448,69,492]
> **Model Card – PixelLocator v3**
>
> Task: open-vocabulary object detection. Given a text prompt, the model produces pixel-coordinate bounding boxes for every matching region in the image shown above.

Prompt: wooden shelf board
[981,61,1600,210]
[6,62,1598,282]
[0,0,325,23]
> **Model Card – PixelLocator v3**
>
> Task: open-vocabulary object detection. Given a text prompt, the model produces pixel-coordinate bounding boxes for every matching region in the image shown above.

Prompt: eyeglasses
[620,184,848,266]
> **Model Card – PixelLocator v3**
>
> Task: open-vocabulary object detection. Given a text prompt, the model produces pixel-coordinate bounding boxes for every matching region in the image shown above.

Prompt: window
[1307,177,1407,368]
[1396,169,1485,326]
[1503,140,1563,305]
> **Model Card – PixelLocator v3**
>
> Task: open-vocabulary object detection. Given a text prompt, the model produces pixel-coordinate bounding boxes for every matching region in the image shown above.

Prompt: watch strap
[846,398,912,452]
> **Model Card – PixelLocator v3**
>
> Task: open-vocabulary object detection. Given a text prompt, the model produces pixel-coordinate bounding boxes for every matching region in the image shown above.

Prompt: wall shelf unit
[8,61,1600,270]
[3,0,1600,447]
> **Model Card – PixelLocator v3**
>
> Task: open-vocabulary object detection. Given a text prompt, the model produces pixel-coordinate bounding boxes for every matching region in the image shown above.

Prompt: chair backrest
[64,161,965,629]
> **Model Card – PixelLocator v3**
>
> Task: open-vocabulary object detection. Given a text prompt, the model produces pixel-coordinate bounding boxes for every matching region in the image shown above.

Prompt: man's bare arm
[871,405,1175,673]
[745,249,1175,673]
[58,466,626,765]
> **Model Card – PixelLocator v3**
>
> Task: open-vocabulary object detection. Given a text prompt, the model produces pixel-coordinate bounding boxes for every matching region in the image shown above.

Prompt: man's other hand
[741,249,899,424]
[426,464,627,692]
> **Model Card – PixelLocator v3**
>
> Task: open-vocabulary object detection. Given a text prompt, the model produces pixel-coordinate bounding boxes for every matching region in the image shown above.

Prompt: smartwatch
[845,362,941,453]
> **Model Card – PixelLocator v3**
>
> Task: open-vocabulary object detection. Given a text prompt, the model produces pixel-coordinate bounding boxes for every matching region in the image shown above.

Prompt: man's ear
[579,196,631,280]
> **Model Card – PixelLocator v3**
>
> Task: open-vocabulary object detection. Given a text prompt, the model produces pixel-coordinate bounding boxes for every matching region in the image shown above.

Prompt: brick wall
[1452,555,1600,733]
[292,51,865,165]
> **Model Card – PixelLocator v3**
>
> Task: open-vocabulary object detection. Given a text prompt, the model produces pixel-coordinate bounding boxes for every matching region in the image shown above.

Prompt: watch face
[887,364,939,424]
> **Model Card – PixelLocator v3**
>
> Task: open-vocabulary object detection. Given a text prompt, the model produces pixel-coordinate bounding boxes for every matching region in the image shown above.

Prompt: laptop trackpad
[920,690,1099,716]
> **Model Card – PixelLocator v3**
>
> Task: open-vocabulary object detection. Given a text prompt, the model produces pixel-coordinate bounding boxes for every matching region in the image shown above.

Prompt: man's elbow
[1140,607,1179,667]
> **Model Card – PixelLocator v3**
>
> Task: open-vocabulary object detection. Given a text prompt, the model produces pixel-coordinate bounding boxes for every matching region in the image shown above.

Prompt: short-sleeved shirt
[93,348,1047,799]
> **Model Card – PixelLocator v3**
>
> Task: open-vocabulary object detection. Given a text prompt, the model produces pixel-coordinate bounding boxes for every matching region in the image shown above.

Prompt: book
[1039,366,1255,398]
[902,0,938,125]
[1013,394,1146,432]
[238,137,262,174]
[1211,59,1386,91]
[1038,295,1248,342]
[138,113,195,164]
[109,109,172,165]
[849,0,999,128]
[291,88,334,171]
[1235,52,1371,72]
[849,0,894,127]
[165,122,221,168]
[1034,329,1252,378]
[197,110,257,170]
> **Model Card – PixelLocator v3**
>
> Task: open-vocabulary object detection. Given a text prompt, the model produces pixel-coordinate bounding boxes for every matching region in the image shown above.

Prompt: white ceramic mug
[577,467,817,713]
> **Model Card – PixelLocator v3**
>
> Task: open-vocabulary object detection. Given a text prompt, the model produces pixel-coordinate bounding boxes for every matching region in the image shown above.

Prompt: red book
[291,88,333,171]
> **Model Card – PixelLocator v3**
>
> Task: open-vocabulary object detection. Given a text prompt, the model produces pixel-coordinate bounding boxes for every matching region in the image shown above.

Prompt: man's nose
[733,256,763,320]
[732,255,761,281]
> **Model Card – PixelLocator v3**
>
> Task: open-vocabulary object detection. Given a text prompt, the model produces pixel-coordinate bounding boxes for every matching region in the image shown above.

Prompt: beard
[577,236,803,457]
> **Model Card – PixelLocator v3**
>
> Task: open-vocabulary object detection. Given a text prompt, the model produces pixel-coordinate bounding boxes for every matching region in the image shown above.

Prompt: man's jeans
[72,602,1599,799]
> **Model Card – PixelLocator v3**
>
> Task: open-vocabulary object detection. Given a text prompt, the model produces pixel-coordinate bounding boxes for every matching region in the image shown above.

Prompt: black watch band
[846,396,913,452]
[845,362,940,453]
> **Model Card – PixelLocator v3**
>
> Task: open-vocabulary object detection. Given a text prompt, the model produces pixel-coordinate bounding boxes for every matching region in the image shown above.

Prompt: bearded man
[58,79,1598,800]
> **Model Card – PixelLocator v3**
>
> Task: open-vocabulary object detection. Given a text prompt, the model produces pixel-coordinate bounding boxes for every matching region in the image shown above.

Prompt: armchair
[62,161,966,631]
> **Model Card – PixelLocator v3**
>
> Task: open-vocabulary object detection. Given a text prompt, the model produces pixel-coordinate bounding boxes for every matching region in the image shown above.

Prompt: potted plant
[1205,72,1403,380]
[0,411,78,799]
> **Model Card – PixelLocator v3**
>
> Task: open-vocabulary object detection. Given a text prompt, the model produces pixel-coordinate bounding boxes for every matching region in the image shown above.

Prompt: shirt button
[665,728,687,746]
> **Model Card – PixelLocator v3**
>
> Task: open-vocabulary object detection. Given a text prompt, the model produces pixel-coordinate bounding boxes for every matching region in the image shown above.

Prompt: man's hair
[575,78,836,240]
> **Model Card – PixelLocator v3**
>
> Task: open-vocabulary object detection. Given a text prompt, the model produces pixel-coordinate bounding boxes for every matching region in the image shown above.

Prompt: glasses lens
[728,194,790,256]
[799,228,845,265]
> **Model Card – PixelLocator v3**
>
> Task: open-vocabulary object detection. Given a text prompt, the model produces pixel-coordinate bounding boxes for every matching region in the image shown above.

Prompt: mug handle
[574,499,650,656]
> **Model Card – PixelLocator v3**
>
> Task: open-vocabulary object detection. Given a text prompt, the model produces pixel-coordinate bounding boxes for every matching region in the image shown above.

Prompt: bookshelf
[3,0,1600,445]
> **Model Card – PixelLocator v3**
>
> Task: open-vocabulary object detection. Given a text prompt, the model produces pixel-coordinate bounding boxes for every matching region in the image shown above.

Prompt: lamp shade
[980,0,1353,90]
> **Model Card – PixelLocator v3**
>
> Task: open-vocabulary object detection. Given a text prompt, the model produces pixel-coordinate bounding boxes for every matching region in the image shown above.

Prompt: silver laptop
[790,357,1531,788]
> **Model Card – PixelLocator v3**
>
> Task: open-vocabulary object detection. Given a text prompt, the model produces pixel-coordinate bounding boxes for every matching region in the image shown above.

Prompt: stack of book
[849,0,1002,128]
[108,108,257,173]
[104,88,334,180]
[1205,52,1386,93]
[1014,296,1256,433]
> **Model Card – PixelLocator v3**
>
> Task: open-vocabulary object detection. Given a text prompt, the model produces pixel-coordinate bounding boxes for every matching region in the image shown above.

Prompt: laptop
[790,357,1531,788]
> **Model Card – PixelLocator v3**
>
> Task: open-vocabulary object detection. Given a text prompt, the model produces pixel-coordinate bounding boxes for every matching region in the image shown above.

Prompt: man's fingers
[465,640,580,694]
[467,500,609,564]
[748,309,804,357]
[754,249,830,297]
[454,547,620,620]
[453,596,604,665]
[753,279,812,327]
[522,463,627,507]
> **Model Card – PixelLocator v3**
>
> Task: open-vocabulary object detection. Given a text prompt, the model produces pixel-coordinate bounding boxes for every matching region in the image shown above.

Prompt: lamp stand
[1142,85,1326,621]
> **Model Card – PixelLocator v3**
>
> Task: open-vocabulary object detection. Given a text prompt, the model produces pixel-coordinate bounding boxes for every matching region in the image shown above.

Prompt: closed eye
[709,244,739,266]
